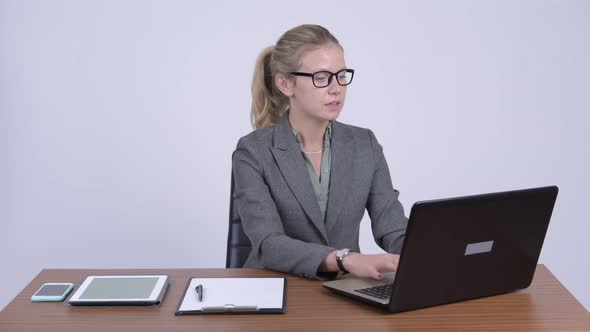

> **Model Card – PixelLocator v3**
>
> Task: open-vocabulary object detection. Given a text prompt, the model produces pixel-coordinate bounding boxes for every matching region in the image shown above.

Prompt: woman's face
[288,44,347,123]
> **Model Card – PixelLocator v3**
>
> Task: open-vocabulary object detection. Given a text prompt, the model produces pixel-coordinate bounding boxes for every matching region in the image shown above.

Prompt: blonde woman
[232,24,407,280]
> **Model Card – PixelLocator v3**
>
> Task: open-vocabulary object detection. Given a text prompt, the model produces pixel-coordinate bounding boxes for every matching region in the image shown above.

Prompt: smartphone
[31,283,74,302]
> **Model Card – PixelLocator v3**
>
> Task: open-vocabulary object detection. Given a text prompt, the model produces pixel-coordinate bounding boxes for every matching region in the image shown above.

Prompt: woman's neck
[288,111,329,151]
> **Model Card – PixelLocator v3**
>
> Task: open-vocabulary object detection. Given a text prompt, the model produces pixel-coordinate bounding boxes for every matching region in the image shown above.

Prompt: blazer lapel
[324,121,354,233]
[271,114,328,243]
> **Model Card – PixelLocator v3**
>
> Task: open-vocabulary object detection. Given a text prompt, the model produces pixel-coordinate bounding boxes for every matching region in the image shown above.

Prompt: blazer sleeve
[232,138,335,279]
[366,130,408,254]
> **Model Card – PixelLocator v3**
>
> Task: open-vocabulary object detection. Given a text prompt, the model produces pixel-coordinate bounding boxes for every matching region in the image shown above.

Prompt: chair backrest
[226,171,252,268]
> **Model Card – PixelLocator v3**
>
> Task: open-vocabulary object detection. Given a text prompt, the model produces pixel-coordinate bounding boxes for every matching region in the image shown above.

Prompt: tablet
[69,275,169,306]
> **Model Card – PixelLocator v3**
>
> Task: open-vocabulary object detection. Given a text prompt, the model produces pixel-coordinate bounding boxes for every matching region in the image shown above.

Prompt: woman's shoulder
[334,120,368,132]
[234,126,273,151]
[332,120,377,141]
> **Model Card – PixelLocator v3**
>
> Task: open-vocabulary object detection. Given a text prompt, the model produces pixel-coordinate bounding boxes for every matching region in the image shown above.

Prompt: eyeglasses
[289,69,355,88]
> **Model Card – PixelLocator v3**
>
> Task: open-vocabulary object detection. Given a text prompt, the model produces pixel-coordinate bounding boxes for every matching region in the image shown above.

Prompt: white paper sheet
[178,278,285,312]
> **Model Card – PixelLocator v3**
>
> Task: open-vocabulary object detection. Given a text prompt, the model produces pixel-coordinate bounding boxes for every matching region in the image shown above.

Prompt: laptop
[323,185,558,313]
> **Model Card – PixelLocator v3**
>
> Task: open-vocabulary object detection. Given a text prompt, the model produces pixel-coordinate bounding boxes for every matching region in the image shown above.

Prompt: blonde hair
[251,24,342,129]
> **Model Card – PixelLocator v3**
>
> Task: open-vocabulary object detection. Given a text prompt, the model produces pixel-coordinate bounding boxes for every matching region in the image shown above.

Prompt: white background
[1,0,588,311]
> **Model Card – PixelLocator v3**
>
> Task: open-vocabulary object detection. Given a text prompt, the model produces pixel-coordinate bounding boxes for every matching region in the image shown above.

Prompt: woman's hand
[320,250,399,280]
[343,253,399,280]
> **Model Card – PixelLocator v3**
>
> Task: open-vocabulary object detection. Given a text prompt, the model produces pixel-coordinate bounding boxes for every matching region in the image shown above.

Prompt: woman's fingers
[368,266,383,280]
[375,254,396,273]
[347,253,402,279]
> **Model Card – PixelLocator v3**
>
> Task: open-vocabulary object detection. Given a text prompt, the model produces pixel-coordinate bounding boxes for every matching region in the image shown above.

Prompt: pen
[195,284,203,302]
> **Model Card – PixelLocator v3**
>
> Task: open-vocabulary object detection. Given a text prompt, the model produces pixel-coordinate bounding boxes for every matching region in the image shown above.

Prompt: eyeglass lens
[313,70,353,87]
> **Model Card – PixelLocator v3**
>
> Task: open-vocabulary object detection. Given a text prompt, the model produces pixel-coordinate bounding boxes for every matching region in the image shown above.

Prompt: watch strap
[336,249,351,273]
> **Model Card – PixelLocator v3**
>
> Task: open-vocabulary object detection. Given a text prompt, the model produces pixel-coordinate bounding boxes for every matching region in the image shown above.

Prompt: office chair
[226,171,253,268]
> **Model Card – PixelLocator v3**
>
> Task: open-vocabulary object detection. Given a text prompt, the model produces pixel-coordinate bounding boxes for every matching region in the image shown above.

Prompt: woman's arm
[232,139,336,279]
[366,129,408,254]
[319,250,400,280]
[317,129,407,281]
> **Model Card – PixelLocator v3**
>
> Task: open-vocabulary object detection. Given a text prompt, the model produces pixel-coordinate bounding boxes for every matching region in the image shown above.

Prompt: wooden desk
[0,265,588,332]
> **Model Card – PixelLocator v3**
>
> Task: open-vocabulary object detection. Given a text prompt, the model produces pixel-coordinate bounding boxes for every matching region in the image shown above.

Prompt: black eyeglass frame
[288,69,355,88]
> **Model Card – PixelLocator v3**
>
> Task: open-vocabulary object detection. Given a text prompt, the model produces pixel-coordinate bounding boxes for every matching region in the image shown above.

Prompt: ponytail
[250,46,288,129]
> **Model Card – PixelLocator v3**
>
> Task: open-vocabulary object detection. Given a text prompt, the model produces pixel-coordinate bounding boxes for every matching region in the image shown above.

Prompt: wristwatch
[336,248,352,273]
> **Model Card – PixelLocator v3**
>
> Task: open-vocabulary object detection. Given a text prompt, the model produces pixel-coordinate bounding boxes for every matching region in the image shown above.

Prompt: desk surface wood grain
[1,265,588,332]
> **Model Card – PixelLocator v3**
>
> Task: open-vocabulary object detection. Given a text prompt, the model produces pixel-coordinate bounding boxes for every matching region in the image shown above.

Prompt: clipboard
[175,277,286,315]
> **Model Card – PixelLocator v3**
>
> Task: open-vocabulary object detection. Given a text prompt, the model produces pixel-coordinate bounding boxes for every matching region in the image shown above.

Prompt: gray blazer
[232,113,407,279]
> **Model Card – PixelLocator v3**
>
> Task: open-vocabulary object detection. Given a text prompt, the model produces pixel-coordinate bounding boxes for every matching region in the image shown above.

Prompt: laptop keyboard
[355,284,393,300]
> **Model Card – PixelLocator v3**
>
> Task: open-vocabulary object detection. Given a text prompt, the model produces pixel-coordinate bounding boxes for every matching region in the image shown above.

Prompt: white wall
[1,0,588,311]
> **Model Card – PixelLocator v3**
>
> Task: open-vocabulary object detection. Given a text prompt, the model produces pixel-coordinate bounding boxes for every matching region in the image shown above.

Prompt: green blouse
[291,123,332,223]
